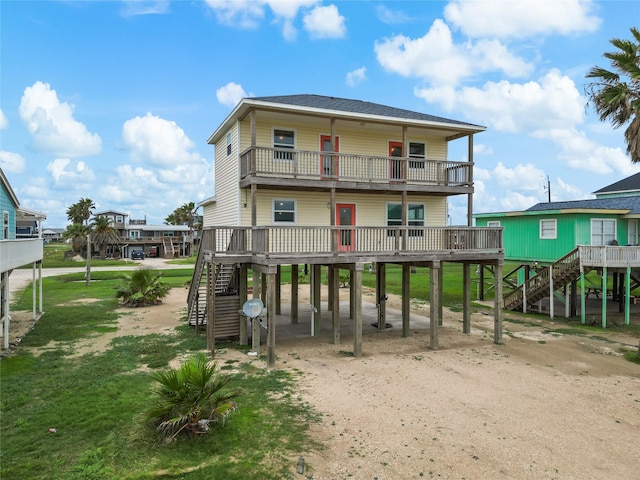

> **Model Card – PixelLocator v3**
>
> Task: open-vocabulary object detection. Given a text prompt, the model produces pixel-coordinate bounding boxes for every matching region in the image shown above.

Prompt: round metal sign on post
[242,298,264,319]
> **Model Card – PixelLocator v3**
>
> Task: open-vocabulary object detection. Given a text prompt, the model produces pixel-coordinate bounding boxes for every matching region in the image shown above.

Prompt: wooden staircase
[162,237,175,259]
[186,230,240,335]
[503,248,586,311]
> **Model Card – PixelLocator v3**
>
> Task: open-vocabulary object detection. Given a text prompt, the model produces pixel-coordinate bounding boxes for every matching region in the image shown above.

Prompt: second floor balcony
[0,238,44,272]
[240,146,472,194]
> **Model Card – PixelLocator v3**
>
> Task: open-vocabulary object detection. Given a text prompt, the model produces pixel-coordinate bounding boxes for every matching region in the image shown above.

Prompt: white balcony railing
[0,238,44,272]
[579,245,640,268]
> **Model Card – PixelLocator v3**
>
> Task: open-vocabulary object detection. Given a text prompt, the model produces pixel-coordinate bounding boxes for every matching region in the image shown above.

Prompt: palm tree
[145,352,240,439]
[66,203,84,225]
[63,223,89,255]
[585,27,640,163]
[77,197,96,226]
[90,216,121,259]
[116,267,170,307]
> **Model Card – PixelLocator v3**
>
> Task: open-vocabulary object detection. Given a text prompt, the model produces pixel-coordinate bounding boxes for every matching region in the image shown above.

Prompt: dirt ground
[3,284,639,479]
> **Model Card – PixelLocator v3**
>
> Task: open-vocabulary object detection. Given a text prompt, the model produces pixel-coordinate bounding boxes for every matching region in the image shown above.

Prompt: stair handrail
[187,229,214,314]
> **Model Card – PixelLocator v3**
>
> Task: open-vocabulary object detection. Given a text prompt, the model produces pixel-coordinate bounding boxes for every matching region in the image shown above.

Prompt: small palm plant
[145,353,240,439]
[116,267,170,307]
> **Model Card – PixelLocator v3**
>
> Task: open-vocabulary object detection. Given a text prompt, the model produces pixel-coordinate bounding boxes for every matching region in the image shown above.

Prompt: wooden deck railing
[203,226,502,257]
[579,245,640,268]
[240,147,472,187]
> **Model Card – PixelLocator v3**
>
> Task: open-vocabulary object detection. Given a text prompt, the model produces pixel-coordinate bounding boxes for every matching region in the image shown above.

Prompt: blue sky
[1,0,639,228]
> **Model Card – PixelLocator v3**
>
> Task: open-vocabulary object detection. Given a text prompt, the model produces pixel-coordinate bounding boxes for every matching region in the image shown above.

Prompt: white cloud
[499,190,541,211]
[0,109,7,129]
[416,69,583,133]
[376,5,412,25]
[120,0,170,16]
[121,113,203,167]
[204,0,266,28]
[303,4,346,39]
[18,81,102,157]
[473,144,493,156]
[375,19,532,87]
[345,67,367,87]
[444,0,601,39]
[492,162,546,191]
[47,158,95,185]
[0,151,26,173]
[216,82,247,108]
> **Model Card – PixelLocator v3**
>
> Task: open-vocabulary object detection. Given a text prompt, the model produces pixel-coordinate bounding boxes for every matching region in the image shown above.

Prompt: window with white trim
[487,221,501,227]
[3,211,9,239]
[591,218,616,245]
[539,219,557,239]
[226,132,232,156]
[273,199,296,223]
[273,129,295,160]
[408,142,426,169]
[387,203,425,236]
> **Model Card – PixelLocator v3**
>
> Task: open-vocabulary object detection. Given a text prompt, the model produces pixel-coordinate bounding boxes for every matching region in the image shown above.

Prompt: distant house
[42,228,65,242]
[196,94,504,367]
[0,169,47,350]
[92,210,193,258]
[474,172,640,325]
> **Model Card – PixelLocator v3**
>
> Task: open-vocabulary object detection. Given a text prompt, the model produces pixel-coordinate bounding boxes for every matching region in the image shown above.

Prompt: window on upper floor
[273,199,296,223]
[409,142,426,169]
[387,203,425,236]
[226,132,232,156]
[2,211,9,239]
[539,219,557,239]
[273,129,295,160]
[116,215,123,223]
[591,218,616,245]
[487,221,501,227]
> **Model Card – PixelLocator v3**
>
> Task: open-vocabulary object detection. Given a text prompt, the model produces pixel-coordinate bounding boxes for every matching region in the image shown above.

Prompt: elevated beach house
[193,95,504,367]
[1,169,46,350]
[475,172,640,326]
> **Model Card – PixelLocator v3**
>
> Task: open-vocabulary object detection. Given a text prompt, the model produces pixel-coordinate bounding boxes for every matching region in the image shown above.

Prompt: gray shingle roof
[252,94,483,128]
[593,171,640,194]
[526,196,640,214]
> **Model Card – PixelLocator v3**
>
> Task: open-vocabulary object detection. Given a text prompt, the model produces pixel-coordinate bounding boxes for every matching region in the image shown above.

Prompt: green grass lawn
[1,272,320,479]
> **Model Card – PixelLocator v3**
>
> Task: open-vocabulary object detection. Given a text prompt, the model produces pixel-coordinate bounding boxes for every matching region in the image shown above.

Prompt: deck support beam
[332,266,340,344]
[429,261,440,349]
[377,263,386,330]
[402,263,410,337]
[353,264,364,357]
[206,262,216,356]
[312,264,321,336]
[252,269,261,354]
[275,266,281,315]
[266,270,277,368]
[463,263,471,334]
[494,261,503,344]
[239,265,248,345]
[291,264,299,324]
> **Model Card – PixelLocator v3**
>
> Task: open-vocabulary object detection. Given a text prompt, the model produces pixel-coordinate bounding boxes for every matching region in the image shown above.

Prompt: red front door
[321,135,339,179]
[389,141,403,183]
[336,203,355,251]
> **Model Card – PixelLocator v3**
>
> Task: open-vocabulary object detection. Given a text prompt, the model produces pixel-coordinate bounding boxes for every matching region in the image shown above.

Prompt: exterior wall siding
[0,184,17,240]
[211,122,240,226]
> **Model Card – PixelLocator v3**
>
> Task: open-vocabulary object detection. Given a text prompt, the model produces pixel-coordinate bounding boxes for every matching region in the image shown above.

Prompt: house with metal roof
[1,168,47,350]
[474,172,640,326]
[195,94,504,367]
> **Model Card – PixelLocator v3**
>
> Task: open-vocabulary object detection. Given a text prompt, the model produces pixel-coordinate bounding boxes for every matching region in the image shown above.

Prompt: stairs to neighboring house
[186,230,240,338]
[503,248,586,311]
[162,237,175,259]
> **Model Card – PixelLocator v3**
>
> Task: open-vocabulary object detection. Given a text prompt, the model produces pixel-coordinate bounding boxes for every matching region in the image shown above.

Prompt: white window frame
[487,221,501,227]
[386,202,425,237]
[2,211,9,239]
[629,220,638,246]
[408,142,426,169]
[590,218,616,246]
[273,199,296,224]
[116,215,123,223]
[539,219,557,239]
[226,132,232,156]
[273,128,295,161]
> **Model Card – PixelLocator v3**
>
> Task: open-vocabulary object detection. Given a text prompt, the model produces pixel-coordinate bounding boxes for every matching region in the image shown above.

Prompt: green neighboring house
[475,172,640,264]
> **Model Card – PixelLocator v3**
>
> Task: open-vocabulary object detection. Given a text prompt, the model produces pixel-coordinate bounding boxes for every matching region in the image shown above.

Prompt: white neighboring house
[0,169,47,350]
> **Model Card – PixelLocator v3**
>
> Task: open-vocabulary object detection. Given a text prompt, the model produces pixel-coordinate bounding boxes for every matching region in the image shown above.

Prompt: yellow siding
[241,190,447,227]
[211,122,240,226]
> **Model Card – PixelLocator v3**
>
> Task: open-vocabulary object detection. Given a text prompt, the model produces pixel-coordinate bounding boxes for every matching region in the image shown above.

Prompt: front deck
[240,146,472,194]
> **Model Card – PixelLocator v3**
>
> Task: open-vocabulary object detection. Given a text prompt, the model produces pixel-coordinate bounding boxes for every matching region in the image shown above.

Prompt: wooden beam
[312,264,321,336]
[429,261,440,349]
[402,263,410,337]
[494,261,503,344]
[353,264,363,357]
[291,264,299,324]
[332,266,340,345]
[463,263,471,334]
[467,134,473,227]
[239,265,248,345]
[251,184,257,226]
[377,263,386,330]
[206,263,216,356]
[275,265,281,315]
[252,269,261,354]
[266,271,277,368]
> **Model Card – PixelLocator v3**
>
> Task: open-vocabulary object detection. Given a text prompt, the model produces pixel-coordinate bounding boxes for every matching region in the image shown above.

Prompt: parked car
[148,246,158,258]
[131,249,145,260]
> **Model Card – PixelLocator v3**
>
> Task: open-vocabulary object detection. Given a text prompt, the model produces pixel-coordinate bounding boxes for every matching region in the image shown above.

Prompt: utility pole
[545,175,551,202]
[86,234,91,286]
